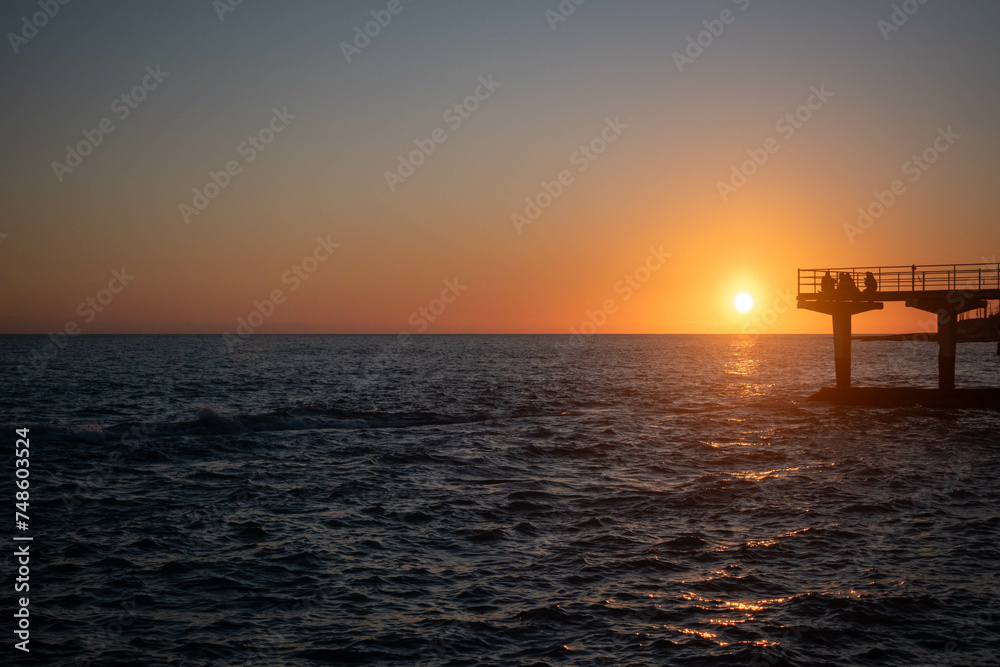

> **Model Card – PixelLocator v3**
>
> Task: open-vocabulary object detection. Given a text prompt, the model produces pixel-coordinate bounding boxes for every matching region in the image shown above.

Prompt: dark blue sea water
[2,334,999,666]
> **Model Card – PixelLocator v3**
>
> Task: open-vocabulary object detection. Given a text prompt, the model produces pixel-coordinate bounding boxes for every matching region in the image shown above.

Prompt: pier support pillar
[906,298,985,390]
[832,311,852,389]
[937,311,957,390]
[798,300,883,389]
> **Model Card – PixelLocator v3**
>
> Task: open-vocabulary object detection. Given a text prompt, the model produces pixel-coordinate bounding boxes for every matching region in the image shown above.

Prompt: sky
[1,0,999,335]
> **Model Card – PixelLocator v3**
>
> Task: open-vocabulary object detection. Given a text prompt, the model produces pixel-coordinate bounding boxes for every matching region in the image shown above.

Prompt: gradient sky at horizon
[1,0,998,334]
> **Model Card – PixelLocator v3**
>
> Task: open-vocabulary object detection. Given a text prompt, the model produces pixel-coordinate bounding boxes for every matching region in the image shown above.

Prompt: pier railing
[798,263,1000,297]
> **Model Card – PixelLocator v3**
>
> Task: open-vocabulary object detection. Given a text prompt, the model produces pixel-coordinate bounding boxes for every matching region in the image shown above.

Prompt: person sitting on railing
[863,271,878,295]
[820,271,836,293]
[838,272,859,295]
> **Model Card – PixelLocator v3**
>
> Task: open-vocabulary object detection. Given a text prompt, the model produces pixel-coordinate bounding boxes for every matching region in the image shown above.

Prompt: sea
[1,334,998,666]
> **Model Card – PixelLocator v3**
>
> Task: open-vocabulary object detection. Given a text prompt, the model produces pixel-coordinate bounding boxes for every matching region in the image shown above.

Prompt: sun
[734,292,755,313]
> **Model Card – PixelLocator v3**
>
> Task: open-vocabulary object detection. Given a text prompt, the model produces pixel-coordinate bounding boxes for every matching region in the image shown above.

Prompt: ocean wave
[20,402,576,443]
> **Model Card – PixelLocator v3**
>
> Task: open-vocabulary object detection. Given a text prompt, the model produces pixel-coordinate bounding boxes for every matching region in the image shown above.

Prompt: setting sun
[734,293,755,313]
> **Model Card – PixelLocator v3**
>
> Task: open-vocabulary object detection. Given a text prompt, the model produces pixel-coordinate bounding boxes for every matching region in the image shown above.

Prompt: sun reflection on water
[722,336,775,398]
[724,337,761,377]
[664,591,794,648]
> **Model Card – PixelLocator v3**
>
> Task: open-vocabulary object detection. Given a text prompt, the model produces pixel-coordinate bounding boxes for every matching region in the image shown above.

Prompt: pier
[797,263,1000,407]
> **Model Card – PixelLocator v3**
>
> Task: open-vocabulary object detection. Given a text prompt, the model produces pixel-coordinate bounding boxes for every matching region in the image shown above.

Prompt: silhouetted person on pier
[863,271,878,295]
[820,271,836,294]
[838,272,859,295]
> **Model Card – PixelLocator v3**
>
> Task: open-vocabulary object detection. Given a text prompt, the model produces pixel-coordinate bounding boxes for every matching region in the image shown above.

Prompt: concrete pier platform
[808,386,1000,410]
[798,263,1000,393]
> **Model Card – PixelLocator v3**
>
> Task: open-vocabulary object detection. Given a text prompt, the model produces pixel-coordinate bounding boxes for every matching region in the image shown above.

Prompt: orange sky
[1,1,998,334]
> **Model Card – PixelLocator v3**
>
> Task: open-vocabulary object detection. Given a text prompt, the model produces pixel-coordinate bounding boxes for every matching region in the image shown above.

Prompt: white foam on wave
[194,406,249,434]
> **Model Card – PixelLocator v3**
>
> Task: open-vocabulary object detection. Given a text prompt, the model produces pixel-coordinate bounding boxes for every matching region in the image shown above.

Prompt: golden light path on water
[637,337,826,651]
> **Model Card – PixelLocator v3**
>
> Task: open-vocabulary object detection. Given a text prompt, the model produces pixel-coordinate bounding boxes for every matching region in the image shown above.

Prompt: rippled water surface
[2,335,999,666]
